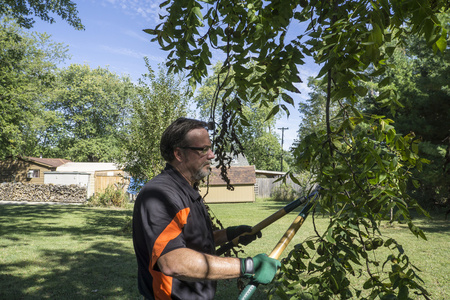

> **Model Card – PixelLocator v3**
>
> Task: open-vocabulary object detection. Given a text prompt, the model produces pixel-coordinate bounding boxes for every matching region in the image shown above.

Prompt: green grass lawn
[0,199,449,299]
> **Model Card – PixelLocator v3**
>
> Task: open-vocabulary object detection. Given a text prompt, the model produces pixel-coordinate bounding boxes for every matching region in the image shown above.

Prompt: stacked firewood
[0,182,87,203]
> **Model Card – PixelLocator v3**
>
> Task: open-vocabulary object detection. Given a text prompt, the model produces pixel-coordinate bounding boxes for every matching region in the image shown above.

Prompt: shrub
[87,184,129,208]
[271,184,298,202]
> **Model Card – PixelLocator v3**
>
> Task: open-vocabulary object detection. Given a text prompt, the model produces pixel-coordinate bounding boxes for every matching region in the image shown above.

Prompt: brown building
[0,156,71,184]
[200,165,256,203]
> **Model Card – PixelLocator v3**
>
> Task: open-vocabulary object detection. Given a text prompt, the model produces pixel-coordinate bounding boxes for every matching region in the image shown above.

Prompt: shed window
[27,169,40,178]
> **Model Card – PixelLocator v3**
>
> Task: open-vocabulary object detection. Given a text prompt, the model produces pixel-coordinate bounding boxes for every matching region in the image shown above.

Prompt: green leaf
[159,0,171,8]
[375,90,390,102]
[379,76,392,88]
[143,28,156,35]
[289,173,301,185]
[363,278,373,289]
[398,285,409,300]
[372,23,383,45]
[281,93,294,105]
[306,240,315,250]
[191,6,203,20]
[326,227,336,244]
[386,128,396,143]
[435,29,447,53]
[265,105,280,121]
[354,86,368,97]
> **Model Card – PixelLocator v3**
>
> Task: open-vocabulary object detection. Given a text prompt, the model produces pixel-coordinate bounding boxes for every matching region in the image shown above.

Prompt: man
[132,117,280,300]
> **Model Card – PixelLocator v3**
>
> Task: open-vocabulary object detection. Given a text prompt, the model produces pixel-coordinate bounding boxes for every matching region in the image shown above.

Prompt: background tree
[118,58,191,191]
[0,18,68,159]
[195,63,286,171]
[295,77,341,143]
[0,0,84,30]
[364,12,450,208]
[145,0,449,298]
[44,64,134,161]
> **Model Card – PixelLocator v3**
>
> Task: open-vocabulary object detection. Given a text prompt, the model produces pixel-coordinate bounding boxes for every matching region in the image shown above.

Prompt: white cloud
[122,29,148,43]
[100,45,164,63]
[99,0,162,24]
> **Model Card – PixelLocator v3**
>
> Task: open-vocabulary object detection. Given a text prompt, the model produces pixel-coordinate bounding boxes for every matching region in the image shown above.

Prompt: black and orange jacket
[132,164,216,300]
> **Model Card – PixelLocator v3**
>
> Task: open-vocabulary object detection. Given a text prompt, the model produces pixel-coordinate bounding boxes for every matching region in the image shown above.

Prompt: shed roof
[56,162,120,173]
[207,165,256,185]
[212,153,249,167]
[23,156,71,168]
[255,169,286,178]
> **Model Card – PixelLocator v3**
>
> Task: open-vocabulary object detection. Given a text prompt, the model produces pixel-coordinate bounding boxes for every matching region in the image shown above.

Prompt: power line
[278,127,289,172]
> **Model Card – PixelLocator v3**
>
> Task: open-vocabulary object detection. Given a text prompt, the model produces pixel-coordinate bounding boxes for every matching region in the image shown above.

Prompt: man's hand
[226,225,262,246]
[240,254,281,284]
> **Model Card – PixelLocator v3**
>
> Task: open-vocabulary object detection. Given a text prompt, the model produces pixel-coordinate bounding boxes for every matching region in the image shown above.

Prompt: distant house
[201,165,256,203]
[200,154,256,203]
[0,156,71,184]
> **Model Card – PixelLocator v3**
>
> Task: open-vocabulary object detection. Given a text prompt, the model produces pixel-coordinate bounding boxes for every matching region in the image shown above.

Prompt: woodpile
[0,182,87,203]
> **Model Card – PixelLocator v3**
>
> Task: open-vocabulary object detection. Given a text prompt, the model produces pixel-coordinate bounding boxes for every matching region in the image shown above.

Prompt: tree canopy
[44,64,135,161]
[363,12,450,206]
[0,18,69,159]
[118,58,191,190]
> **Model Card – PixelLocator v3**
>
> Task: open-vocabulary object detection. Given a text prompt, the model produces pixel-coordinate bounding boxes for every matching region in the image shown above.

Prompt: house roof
[207,165,256,185]
[24,156,71,168]
[255,169,286,178]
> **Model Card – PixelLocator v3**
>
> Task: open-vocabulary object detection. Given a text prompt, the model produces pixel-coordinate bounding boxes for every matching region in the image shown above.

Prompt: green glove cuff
[240,257,254,278]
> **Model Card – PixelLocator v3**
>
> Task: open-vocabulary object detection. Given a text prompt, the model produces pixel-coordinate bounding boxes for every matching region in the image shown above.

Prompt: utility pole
[278,127,289,172]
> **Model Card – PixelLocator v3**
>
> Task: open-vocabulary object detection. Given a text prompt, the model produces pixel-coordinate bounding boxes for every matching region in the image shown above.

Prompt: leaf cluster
[0,0,84,30]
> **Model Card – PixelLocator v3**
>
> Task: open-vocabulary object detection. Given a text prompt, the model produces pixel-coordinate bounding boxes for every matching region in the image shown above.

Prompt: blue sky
[30,0,320,149]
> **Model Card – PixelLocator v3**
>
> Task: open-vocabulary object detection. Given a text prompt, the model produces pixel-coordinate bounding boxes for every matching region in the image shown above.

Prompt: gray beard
[193,165,211,182]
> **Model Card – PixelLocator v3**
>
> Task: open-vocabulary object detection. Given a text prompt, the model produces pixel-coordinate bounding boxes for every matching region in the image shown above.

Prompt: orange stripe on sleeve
[150,207,190,269]
[150,269,173,300]
[149,207,190,299]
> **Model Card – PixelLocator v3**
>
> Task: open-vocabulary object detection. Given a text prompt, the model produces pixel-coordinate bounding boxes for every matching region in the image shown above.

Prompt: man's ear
[173,147,184,162]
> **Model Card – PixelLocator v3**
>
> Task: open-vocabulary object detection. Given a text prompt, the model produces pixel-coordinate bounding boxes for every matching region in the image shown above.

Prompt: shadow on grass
[0,205,132,237]
[0,204,140,300]
[0,242,140,299]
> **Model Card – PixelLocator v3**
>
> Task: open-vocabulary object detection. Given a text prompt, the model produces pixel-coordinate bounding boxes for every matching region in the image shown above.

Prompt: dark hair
[160,117,208,162]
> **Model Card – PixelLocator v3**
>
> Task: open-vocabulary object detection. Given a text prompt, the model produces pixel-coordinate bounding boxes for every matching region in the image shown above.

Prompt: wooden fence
[94,170,130,195]
[255,177,304,198]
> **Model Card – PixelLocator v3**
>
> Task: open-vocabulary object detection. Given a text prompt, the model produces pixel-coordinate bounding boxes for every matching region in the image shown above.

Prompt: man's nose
[207,148,215,159]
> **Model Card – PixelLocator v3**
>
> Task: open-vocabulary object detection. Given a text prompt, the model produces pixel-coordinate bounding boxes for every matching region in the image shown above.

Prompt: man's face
[180,128,215,183]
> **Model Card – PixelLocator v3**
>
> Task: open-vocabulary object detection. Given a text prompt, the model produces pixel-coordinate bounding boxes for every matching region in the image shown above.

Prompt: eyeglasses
[180,146,212,155]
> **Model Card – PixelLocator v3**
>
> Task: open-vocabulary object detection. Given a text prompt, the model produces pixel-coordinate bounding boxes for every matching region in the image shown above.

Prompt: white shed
[44,171,91,196]
[56,162,120,198]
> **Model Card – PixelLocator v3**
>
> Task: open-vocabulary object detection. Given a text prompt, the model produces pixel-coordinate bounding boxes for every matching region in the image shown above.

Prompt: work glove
[226,225,262,246]
[240,254,281,284]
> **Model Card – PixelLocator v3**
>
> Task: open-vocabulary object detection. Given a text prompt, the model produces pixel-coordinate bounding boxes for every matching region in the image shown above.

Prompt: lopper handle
[216,197,306,255]
[237,202,314,300]
[217,188,320,256]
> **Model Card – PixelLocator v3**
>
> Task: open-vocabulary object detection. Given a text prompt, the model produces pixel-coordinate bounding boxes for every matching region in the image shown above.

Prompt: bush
[87,184,129,208]
[271,184,298,202]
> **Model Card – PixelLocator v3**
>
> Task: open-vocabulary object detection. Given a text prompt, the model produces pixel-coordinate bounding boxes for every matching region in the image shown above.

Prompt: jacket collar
[165,163,202,202]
